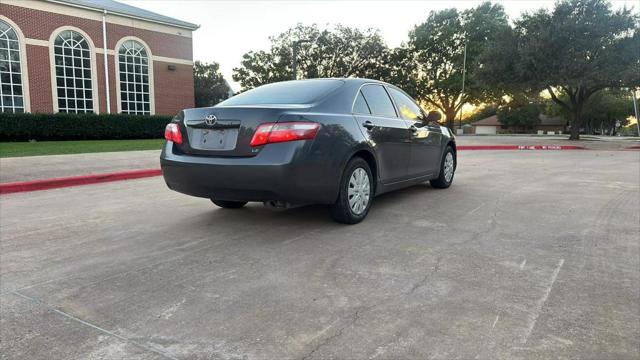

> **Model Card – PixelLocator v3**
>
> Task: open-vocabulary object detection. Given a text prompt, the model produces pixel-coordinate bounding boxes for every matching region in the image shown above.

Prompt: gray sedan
[161,78,456,224]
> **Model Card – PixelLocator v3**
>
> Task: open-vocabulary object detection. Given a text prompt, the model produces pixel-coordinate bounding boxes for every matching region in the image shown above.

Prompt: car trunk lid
[177,105,309,157]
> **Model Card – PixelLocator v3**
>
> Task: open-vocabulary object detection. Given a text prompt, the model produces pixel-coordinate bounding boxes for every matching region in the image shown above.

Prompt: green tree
[546,90,635,134]
[497,99,541,133]
[232,24,390,91]
[478,0,639,140]
[194,61,231,107]
[409,2,509,128]
[466,104,498,124]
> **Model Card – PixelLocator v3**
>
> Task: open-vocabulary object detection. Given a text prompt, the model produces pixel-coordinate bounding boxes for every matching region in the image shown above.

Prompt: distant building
[471,114,567,134]
[1,0,198,116]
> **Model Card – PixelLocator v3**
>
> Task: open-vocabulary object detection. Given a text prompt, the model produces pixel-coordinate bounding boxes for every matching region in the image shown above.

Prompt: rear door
[386,87,443,177]
[353,84,411,184]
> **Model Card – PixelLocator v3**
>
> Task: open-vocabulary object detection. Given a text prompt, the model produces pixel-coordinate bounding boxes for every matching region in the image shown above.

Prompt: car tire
[430,146,455,189]
[330,157,374,224]
[211,199,248,209]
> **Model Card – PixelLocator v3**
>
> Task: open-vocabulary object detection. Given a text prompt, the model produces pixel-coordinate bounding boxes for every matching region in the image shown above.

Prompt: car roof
[285,78,387,85]
[318,78,388,85]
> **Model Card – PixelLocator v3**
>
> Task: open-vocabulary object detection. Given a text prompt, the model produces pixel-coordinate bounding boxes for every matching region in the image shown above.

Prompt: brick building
[0,0,198,116]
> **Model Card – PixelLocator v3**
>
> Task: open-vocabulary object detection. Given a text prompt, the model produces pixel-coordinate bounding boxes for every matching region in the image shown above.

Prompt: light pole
[458,41,467,133]
[632,88,639,136]
[292,39,310,80]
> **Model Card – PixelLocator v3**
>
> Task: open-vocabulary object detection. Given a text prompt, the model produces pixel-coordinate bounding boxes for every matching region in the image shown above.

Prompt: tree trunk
[444,108,457,130]
[569,107,582,140]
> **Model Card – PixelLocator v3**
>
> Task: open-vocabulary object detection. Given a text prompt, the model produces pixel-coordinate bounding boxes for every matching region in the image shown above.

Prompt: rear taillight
[164,123,183,145]
[250,122,320,147]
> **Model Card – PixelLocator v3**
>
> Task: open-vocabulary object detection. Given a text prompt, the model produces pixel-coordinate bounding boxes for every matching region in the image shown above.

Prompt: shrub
[0,113,174,141]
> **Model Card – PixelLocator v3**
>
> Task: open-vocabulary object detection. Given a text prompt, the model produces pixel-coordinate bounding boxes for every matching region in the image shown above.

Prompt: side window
[387,87,425,122]
[353,91,370,114]
[360,85,396,118]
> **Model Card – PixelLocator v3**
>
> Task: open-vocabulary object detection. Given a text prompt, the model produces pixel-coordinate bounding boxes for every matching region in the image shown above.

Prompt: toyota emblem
[205,114,217,126]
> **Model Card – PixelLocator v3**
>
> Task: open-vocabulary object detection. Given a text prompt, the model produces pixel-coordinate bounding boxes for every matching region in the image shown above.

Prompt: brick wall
[25,45,53,113]
[2,3,195,115]
[154,63,195,115]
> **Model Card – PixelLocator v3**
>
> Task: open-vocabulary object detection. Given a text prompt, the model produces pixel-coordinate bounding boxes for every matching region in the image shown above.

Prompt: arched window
[53,30,93,113]
[0,19,25,113]
[118,40,150,115]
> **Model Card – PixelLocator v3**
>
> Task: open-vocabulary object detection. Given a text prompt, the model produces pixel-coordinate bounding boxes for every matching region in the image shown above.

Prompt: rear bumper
[160,141,338,204]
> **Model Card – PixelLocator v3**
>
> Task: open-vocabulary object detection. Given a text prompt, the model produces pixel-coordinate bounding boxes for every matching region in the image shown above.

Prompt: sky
[121,0,637,92]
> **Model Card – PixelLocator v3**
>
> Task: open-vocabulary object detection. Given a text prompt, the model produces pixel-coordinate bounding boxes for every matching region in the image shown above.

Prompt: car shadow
[183,182,439,228]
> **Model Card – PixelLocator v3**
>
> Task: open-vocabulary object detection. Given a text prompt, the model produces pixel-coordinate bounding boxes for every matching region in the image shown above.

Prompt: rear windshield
[219,79,344,106]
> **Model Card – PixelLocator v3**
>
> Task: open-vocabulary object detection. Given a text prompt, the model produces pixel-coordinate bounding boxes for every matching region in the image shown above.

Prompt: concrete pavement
[1,150,638,359]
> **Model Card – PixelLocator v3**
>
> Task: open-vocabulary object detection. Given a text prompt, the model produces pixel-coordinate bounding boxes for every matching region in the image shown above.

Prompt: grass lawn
[0,139,165,158]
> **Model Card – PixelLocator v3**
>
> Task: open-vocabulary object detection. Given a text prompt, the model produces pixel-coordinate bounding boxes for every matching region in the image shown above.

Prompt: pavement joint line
[521,258,565,345]
[10,290,179,360]
[467,203,485,215]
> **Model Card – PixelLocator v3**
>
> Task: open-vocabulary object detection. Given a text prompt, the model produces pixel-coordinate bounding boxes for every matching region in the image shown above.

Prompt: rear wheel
[211,199,247,209]
[430,146,455,189]
[330,157,373,224]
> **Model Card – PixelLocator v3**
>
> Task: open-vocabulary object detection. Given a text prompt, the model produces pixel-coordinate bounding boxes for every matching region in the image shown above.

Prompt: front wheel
[211,199,247,209]
[330,157,374,224]
[430,146,455,189]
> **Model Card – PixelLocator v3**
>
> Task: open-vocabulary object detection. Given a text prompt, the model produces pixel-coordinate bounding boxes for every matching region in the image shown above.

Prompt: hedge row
[0,113,174,141]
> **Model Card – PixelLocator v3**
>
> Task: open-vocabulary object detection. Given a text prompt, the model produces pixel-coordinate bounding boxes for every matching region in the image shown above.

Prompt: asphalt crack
[407,257,442,295]
[300,306,368,360]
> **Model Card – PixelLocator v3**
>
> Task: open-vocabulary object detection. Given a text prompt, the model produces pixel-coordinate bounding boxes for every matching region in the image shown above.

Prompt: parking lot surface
[1,150,638,359]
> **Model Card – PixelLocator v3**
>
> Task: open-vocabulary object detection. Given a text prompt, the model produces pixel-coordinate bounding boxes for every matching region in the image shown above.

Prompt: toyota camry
[161,78,456,224]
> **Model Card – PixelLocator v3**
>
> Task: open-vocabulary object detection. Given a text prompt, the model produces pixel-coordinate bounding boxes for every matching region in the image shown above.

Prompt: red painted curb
[0,169,162,195]
[457,145,586,150]
[625,145,640,150]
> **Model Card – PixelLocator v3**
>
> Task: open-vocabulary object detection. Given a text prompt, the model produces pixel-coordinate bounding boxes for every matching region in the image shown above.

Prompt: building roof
[472,114,501,126]
[48,0,199,30]
[472,114,567,127]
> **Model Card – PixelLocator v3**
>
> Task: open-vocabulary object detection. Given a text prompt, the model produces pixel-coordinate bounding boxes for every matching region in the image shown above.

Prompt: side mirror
[425,111,442,123]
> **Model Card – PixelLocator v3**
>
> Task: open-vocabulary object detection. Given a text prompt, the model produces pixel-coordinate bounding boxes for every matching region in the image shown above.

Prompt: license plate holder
[194,128,238,150]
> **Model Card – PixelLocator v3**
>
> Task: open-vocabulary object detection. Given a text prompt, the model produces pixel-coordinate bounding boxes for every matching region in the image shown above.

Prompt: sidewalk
[0,150,160,183]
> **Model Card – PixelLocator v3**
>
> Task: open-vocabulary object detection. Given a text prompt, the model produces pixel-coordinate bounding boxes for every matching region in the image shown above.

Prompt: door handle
[362,120,375,130]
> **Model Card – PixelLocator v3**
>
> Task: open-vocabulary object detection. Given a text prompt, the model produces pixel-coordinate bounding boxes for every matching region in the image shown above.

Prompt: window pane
[221,79,344,106]
[387,87,425,121]
[118,40,151,114]
[53,30,92,113]
[360,85,396,118]
[353,91,370,114]
[0,20,25,113]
